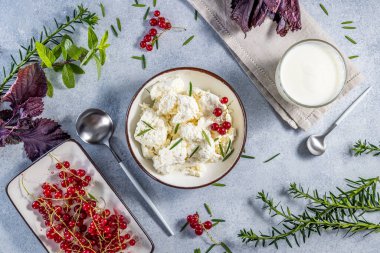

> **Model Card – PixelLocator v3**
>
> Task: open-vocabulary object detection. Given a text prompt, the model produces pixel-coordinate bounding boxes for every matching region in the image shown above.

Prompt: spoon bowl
[307,135,326,156]
[76,108,114,145]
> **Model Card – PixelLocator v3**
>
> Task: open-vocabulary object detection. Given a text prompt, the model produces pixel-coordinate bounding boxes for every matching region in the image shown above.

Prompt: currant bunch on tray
[140,9,172,52]
[30,159,136,253]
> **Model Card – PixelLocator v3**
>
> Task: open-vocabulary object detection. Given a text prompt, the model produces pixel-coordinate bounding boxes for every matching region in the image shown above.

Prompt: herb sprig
[352,140,380,156]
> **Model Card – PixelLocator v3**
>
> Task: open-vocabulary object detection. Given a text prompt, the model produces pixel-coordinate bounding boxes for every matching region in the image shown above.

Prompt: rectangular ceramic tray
[7,139,154,253]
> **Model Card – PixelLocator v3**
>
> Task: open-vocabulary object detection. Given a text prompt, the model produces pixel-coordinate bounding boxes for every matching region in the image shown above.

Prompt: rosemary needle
[137,128,151,136]
[341,21,353,24]
[169,138,183,150]
[180,221,188,232]
[110,25,118,37]
[189,81,193,96]
[211,183,226,187]
[132,3,146,7]
[222,149,234,162]
[202,130,211,146]
[143,7,150,20]
[142,120,154,129]
[189,146,200,158]
[116,18,122,31]
[241,154,255,159]
[99,3,105,17]
[342,26,356,29]
[153,0,157,7]
[174,124,180,134]
[183,35,195,46]
[345,35,357,44]
[348,55,359,59]
[263,153,280,163]
[319,3,328,16]
[194,10,198,20]
[204,203,212,217]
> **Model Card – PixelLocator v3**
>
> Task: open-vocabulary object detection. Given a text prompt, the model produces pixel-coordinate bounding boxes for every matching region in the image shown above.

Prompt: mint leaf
[69,64,85,74]
[88,27,98,49]
[62,64,75,88]
[35,42,56,68]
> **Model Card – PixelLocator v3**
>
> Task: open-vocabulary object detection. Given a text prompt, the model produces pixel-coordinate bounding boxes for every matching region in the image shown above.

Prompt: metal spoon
[307,86,372,156]
[76,108,174,236]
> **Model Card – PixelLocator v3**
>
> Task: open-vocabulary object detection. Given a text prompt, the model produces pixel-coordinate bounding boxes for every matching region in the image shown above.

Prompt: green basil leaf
[47,79,54,98]
[35,42,56,68]
[62,64,75,88]
[88,27,98,49]
[69,63,85,74]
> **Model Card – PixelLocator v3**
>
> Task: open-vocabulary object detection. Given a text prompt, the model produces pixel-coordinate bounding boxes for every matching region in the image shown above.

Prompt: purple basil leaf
[17,118,70,161]
[18,97,44,118]
[3,63,47,108]
[264,0,281,13]
[0,110,13,125]
[231,0,256,33]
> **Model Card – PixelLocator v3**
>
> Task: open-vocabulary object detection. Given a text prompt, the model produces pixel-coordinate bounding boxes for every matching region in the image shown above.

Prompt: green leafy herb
[341,21,353,24]
[100,3,105,17]
[194,249,201,253]
[174,124,180,134]
[319,3,328,16]
[211,218,225,223]
[205,244,216,253]
[219,143,225,157]
[189,81,193,96]
[132,3,146,7]
[88,27,98,49]
[155,36,159,49]
[241,154,255,159]
[348,55,359,59]
[345,35,357,44]
[62,64,75,88]
[353,140,380,156]
[137,128,152,136]
[132,55,146,69]
[144,7,150,20]
[170,138,183,150]
[142,120,154,130]
[202,130,211,147]
[212,183,226,187]
[116,18,122,31]
[189,146,200,158]
[194,10,198,20]
[204,203,212,217]
[183,35,195,46]
[263,153,280,163]
[238,177,380,249]
[110,25,118,37]
[180,221,188,232]
[222,149,234,162]
[225,139,232,154]
[342,26,356,29]
[47,79,54,97]
[35,42,56,68]
[153,0,157,7]
[87,192,98,201]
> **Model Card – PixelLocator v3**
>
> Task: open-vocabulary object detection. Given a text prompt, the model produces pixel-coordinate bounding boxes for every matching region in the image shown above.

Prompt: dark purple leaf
[3,63,47,108]
[231,0,256,33]
[18,97,44,118]
[16,118,70,161]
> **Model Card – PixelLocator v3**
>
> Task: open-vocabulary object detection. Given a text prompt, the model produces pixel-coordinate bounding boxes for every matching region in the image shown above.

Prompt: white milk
[277,40,346,107]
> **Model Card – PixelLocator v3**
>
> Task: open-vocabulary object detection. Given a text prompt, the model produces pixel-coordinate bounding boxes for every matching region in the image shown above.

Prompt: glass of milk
[275,39,347,108]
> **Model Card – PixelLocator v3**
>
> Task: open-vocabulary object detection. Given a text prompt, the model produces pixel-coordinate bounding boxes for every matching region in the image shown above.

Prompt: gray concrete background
[0,0,379,252]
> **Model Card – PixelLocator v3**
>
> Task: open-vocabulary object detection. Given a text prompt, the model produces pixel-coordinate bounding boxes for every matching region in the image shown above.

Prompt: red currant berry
[165,22,172,30]
[56,163,63,169]
[203,221,213,230]
[158,21,166,29]
[129,239,136,246]
[190,221,198,229]
[77,169,86,177]
[144,35,152,42]
[220,97,229,104]
[213,108,223,117]
[63,161,70,168]
[158,17,165,23]
[149,28,157,36]
[194,224,203,231]
[146,44,153,51]
[84,175,92,182]
[222,121,232,130]
[32,201,40,209]
[153,10,160,17]
[125,234,131,240]
[218,127,227,135]
[195,228,203,236]
[140,41,147,48]
[210,123,219,131]
[187,215,194,223]
[149,18,158,26]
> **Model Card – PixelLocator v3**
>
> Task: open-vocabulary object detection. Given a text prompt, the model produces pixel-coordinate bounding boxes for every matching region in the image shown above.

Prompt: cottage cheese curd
[134,77,235,177]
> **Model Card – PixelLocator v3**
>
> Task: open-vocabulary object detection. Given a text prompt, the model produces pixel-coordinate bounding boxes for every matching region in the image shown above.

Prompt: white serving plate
[7,140,154,253]
[126,67,247,189]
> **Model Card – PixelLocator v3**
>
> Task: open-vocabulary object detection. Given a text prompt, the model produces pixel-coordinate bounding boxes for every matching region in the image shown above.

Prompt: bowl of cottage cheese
[126,67,247,189]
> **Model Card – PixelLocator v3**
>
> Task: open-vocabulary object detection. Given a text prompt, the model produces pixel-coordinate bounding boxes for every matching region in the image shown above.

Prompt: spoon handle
[335,86,372,126]
[118,162,175,236]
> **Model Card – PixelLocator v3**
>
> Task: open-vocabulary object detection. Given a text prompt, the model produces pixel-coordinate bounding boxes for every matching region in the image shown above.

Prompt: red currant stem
[49,153,87,183]
[151,30,167,45]
[171,26,187,31]
[197,216,220,245]
[20,175,36,199]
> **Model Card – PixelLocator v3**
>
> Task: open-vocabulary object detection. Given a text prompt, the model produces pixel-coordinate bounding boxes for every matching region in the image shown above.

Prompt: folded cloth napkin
[187,0,363,130]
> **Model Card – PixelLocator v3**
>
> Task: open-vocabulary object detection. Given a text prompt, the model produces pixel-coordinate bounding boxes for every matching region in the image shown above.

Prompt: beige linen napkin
[187,0,363,130]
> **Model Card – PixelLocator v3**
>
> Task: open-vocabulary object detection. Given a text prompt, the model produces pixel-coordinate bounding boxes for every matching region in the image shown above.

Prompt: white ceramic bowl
[126,67,247,189]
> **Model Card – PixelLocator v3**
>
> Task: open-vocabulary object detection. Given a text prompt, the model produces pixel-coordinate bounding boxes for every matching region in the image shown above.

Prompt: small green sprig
[0,4,99,94]
[352,140,380,157]
[238,177,380,249]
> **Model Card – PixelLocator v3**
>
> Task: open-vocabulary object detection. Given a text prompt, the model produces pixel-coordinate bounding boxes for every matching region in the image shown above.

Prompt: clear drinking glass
[275,39,347,108]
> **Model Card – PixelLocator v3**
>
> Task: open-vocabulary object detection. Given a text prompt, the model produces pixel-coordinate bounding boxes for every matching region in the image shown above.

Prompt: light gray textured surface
[0,0,379,252]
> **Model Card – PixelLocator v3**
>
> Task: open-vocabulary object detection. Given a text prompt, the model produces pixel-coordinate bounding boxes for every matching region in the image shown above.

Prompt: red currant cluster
[186,213,213,236]
[210,97,232,136]
[31,160,136,253]
[140,10,172,52]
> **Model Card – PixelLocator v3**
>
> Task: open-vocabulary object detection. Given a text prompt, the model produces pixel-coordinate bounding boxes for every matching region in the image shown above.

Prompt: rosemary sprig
[142,120,154,130]
[239,177,380,249]
[170,138,183,150]
[263,153,280,163]
[352,140,380,156]
[202,130,211,147]
[0,4,99,93]
[222,149,234,162]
